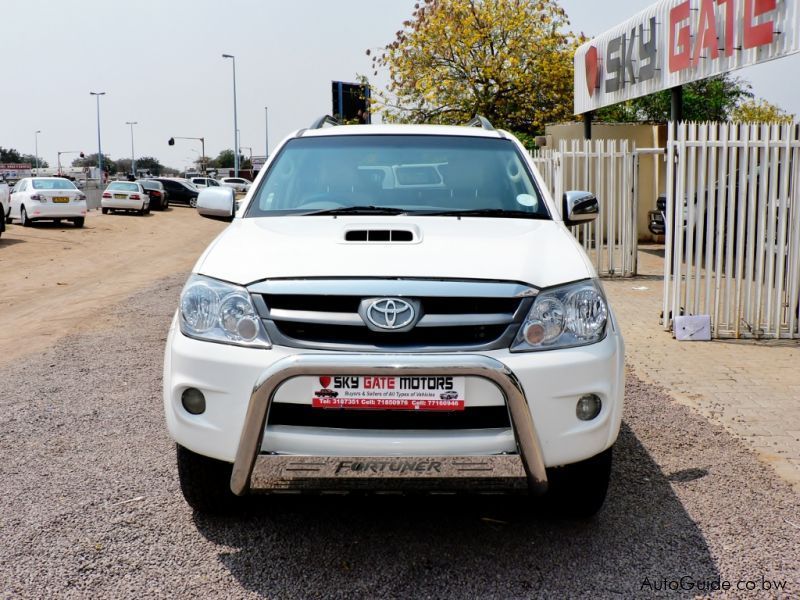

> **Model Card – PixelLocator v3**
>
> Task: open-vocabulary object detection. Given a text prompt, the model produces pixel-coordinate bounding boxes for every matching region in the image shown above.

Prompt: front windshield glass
[246,135,548,218]
[32,178,77,190]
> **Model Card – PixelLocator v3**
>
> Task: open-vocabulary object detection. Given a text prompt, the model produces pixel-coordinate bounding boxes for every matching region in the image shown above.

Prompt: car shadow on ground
[8,220,86,229]
[102,211,154,218]
[0,237,26,247]
[192,423,718,597]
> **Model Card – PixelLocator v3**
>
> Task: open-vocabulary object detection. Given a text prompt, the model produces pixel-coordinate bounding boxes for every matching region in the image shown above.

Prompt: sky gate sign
[574,0,800,115]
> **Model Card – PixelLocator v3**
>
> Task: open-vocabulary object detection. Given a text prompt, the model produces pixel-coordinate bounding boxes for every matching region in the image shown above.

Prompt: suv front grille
[248,279,536,352]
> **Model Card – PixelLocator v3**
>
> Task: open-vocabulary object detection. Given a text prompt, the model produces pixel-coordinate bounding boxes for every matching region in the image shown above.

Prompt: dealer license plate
[53,197,69,203]
[312,375,465,411]
[113,193,127,199]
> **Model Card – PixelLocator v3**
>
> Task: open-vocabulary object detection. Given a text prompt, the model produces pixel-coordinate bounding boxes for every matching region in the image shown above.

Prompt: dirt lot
[0,209,798,597]
[0,207,225,366]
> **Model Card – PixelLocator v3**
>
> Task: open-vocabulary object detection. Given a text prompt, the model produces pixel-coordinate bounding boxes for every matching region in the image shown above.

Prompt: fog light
[576,394,602,421]
[181,388,206,415]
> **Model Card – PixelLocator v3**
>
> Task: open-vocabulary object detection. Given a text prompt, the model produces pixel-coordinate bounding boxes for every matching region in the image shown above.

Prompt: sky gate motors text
[331,376,455,390]
[598,0,779,93]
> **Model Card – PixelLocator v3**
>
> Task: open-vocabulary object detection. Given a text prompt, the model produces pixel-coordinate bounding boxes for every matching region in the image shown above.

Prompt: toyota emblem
[360,298,420,332]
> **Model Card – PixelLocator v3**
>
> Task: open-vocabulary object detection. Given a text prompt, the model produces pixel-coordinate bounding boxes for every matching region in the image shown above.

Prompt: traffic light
[80,152,85,158]
[332,81,371,124]
[168,137,175,146]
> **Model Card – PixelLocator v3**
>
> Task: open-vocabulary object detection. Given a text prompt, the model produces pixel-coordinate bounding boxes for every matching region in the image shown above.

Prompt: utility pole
[126,121,138,176]
[90,91,106,183]
[34,130,41,173]
[222,54,239,177]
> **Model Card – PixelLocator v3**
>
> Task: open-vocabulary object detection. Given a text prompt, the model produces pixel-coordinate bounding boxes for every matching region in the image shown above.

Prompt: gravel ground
[1,275,799,599]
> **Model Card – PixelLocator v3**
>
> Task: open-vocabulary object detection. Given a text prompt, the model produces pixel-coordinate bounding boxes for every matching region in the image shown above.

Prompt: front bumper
[165,312,624,494]
[232,353,547,495]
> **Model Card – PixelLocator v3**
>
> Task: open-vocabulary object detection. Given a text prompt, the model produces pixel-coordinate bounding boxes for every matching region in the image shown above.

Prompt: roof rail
[310,115,340,129]
[466,115,496,131]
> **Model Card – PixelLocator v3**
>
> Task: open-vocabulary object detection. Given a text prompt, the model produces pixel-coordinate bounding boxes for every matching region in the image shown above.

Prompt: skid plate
[249,454,529,492]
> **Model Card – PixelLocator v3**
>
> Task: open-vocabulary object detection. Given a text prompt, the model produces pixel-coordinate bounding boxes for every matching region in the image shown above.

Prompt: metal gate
[662,122,800,339]
[532,139,639,277]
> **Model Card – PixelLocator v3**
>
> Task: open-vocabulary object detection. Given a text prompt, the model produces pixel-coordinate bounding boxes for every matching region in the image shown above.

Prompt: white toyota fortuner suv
[164,116,624,517]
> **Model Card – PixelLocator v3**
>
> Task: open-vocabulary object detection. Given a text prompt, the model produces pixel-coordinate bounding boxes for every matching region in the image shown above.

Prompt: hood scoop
[343,225,420,243]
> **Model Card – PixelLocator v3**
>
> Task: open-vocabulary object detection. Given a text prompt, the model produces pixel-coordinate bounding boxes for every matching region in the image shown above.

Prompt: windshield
[246,135,548,218]
[32,178,77,190]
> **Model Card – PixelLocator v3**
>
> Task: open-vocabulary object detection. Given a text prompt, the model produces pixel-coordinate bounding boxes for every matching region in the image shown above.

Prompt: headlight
[179,275,271,348]
[511,279,608,352]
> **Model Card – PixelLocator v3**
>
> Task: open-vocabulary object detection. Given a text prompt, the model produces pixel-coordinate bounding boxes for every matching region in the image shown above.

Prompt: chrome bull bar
[231,354,548,496]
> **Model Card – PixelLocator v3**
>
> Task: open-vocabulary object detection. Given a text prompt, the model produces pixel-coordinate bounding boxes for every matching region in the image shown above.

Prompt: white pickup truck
[164,117,624,517]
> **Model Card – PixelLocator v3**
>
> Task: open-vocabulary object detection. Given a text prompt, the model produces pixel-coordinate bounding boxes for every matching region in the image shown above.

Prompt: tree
[731,98,794,124]
[116,158,134,174]
[0,149,48,167]
[21,154,48,168]
[72,153,117,174]
[0,147,23,163]
[597,74,753,123]
[135,156,165,175]
[214,149,236,169]
[368,0,583,135]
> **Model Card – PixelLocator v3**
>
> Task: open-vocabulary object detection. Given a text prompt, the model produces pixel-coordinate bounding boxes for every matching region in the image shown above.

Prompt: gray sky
[2,0,798,171]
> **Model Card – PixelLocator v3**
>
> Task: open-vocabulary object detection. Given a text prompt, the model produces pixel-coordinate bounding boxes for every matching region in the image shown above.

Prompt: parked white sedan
[218,177,251,193]
[190,177,223,189]
[101,181,150,215]
[8,177,87,227]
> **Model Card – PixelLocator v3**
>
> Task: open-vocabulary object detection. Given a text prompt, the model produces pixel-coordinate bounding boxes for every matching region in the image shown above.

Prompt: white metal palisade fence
[663,122,800,339]
[531,139,638,277]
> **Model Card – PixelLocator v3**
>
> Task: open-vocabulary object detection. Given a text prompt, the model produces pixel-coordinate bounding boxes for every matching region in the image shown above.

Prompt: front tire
[176,444,241,514]
[545,446,613,519]
[189,197,197,208]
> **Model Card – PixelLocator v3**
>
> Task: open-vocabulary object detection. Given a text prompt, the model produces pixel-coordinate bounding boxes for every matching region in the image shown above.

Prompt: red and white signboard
[574,0,800,114]
[311,375,466,411]
[0,163,32,180]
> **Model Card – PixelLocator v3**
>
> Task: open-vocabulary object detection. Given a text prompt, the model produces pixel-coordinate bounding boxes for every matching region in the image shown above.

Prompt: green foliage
[0,147,23,163]
[369,0,584,135]
[72,153,117,174]
[135,156,164,175]
[213,149,236,168]
[731,98,794,124]
[21,154,48,168]
[596,75,753,123]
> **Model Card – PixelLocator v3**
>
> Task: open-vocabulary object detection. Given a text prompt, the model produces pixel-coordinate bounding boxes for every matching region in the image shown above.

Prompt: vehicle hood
[196,216,594,289]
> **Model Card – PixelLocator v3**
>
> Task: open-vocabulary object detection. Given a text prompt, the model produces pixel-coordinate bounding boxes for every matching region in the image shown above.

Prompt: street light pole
[222,54,239,178]
[265,106,269,157]
[90,91,106,183]
[126,121,138,176]
[34,130,41,174]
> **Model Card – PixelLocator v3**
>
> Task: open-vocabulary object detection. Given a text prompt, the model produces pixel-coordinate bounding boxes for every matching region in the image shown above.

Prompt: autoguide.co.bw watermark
[640,575,788,594]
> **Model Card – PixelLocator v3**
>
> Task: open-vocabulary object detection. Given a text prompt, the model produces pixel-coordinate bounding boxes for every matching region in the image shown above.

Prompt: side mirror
[563,191,599,226]
[197,186,235,222]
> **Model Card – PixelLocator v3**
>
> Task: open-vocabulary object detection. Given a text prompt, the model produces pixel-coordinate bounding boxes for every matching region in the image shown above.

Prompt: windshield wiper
[420,208,549,219]
[302,205,407,216]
